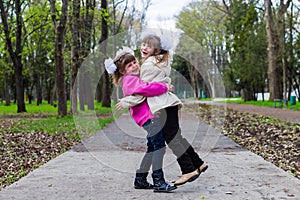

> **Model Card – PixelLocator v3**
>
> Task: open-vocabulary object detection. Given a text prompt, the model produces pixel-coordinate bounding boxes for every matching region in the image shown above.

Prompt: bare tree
[112,0,128,35]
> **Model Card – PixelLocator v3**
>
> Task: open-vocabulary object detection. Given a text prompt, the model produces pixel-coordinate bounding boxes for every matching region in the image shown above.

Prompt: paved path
[0,110,299,200]
[188,100,300,123]
[224,103,300,123]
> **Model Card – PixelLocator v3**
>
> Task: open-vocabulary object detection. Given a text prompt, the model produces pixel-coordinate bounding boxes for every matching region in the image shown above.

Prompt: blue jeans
[137,117,166,173]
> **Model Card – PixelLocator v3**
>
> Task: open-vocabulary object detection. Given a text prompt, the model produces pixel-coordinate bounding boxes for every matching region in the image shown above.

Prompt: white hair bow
[116,46,135,58]
[160,35,173,51]
[104,46,135,74]
[104,58,117,74]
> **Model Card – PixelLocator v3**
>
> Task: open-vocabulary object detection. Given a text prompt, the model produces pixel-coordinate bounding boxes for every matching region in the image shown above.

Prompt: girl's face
[124,60,140,76]
[140,43,156,60]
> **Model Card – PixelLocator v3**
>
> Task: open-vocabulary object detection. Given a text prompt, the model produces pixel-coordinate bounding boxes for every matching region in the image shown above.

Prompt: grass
[187,96,299,110]
[0,100,113,115]
[0,101,57,115]
[202,97,300,110]
[0,100,115,137]
[220,98,300,110]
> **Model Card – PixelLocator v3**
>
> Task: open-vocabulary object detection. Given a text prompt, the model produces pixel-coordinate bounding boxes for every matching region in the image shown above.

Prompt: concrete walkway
[0,111,299,200]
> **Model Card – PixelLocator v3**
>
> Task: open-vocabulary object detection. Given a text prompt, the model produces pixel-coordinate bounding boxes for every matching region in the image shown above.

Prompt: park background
[0,0,299,192]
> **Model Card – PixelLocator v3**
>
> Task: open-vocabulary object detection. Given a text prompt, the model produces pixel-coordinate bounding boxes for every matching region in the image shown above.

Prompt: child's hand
[167,84,174,92]
[115,102,124,110]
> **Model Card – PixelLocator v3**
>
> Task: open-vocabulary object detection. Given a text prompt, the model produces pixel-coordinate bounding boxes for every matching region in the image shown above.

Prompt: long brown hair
[112,53,136,85]
[141,34,169,66]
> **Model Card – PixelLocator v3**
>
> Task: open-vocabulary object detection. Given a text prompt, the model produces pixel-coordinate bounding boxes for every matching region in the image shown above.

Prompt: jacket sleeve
[124,75,168,97]
[119,75,168,108]
[119,95,145,108]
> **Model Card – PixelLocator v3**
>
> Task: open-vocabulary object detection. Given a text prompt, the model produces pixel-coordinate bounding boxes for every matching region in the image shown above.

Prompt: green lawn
[223,98,299,110]
[0,101,115,138]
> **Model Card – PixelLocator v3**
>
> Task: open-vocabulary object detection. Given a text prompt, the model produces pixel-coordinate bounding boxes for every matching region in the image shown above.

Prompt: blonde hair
[112,53,136,85]
[142,34,169,66]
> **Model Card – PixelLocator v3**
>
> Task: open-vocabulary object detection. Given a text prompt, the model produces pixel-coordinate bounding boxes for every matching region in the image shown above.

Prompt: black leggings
[161,106,204,174]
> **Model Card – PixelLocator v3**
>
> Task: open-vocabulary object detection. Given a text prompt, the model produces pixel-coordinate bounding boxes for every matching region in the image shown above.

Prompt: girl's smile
[140,43,155,60]
[124,60,140,75]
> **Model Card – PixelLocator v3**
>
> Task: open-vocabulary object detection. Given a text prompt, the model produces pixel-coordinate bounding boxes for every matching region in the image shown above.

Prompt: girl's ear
[119,69,126,75]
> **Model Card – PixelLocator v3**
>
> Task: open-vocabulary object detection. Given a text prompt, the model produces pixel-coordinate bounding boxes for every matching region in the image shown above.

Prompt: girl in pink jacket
[105,49,177,192]
[118,34,208,186]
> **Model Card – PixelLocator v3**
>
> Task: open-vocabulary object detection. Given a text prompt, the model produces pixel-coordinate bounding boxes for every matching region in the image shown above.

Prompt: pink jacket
[121,74,168,127]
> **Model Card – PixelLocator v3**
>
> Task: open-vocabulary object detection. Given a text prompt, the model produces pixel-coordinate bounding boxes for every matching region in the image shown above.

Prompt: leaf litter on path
[185,103,300,179]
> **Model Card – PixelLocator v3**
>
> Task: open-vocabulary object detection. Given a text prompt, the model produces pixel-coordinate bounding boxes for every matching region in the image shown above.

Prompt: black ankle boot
[134,172,153,189]
[152,169,177,192]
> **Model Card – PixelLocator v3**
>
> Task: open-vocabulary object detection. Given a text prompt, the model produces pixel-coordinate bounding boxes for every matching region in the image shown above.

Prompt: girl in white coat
[118,34,208,186]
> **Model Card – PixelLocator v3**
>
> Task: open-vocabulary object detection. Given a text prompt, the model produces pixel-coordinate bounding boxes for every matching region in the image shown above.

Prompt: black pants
[161,106,204,174]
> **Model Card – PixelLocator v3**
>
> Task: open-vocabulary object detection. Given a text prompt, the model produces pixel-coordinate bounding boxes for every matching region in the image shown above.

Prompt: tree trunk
[96,81,102,102]
[4,72,10,106]
[243,86,255,101]
[84,0,95,110]
[100,0,111,107]
[86,71,94,110]
[287,4,299,101]
[70,48,79,114]
[281,26,287,106]
[187,62,196,98]
[278,1,291,106]
[264,0,291,101]
[0,0,26,112]
[36,74,42,105]
[50,0,69,116]
[74,0,96,111]
[264,0,280,100]
[51,81,57,106]
[70,0,80,114]
[79,70,85,111]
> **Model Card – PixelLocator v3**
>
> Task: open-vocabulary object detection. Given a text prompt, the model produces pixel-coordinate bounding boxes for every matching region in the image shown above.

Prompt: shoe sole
[153,187,177,193]
[199,163,208,174]
[187,164,208,183]
[153,190,175,193]
[134,185,154,189]
[134,187,153,189]
[174,173,199,186]
[172,164,209,185]
[187,173,200,183]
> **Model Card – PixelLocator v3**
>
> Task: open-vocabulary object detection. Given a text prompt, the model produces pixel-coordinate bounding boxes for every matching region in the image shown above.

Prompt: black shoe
[134,172,154,189]
[152,169,177,193]
[153,182,177,193]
